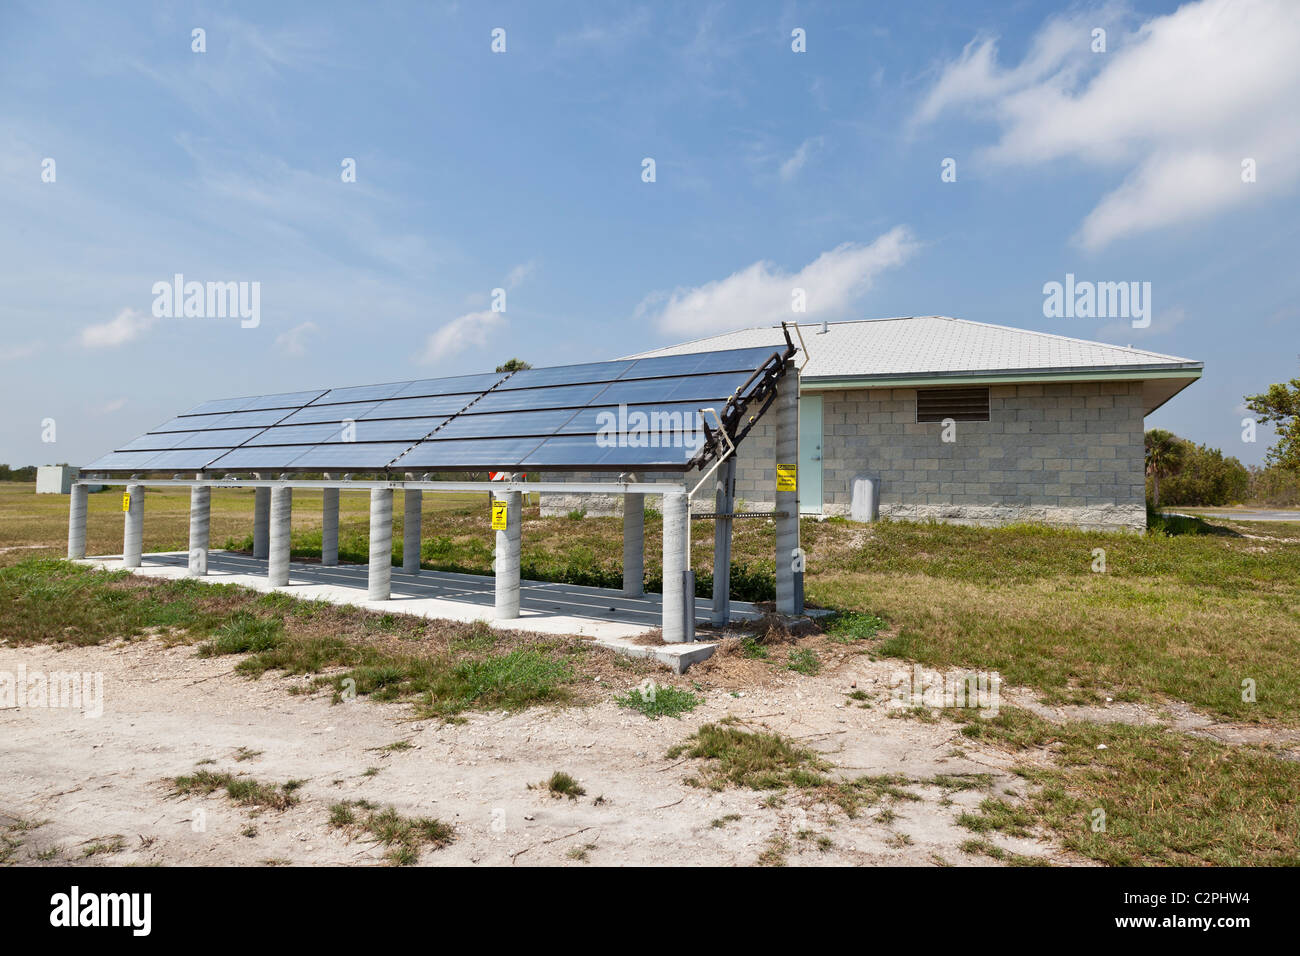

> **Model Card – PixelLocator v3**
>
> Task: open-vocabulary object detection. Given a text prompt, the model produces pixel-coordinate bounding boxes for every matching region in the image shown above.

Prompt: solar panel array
[84,346,786,475]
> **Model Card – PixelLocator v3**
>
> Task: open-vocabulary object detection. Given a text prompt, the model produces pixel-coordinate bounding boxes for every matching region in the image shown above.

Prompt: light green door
[798,393,823,514]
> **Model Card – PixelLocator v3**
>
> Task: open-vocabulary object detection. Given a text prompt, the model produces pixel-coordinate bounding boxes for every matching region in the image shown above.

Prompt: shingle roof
[627,315,1202,383]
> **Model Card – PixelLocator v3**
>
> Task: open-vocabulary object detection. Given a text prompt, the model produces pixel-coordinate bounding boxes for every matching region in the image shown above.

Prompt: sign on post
[776,463,797,492]
[121,492,131,512]
[491,499,508,530]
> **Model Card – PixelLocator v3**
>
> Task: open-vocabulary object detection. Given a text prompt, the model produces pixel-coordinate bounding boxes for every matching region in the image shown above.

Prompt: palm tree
[1145,429,1187,509]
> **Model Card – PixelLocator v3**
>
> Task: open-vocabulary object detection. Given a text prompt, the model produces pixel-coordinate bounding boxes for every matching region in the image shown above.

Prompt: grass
[757,835,789,866]
[170,769,304,810]
[823,611,887,643]
[566,843,597,862]
[614,683,700,719]
[11,480,1297,722]
[786,648,821,675]
[667,722,831,791]
[950,707,1300,866]
[79,836,127,859]
[7,484,1300,866]
[199,611,286,656]
[0,558,238,646]
[328,801,454,865]
[667,722,951,821]
[0,556,586,720]
[538,771,586,800]
[813,517,1300,721]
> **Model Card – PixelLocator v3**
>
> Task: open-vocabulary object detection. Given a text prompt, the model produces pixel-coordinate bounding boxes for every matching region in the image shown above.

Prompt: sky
[1,0,1297,468]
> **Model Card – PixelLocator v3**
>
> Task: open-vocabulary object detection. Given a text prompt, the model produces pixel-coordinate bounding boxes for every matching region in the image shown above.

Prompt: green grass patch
[786,648,821,676]
[538,771,586,800]
[823,611,887,643]
[615,684,700,719]
[667,722,831,791]
[198,611,286,656]
[0,558,235,646]
[170,769,304,810]
[328,801,454,865]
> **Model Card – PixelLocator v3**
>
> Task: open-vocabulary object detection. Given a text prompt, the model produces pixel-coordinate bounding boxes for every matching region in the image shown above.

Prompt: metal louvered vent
[916,386,990,423]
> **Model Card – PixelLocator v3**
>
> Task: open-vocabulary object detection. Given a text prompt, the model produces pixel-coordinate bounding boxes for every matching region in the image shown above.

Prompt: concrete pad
[78,551,765,668]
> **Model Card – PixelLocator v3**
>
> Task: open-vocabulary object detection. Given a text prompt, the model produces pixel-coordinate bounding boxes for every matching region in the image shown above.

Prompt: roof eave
[801,364,1204,390]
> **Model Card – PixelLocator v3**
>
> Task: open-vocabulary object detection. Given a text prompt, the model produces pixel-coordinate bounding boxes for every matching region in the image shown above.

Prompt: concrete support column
[494,490,522,619]
[123,484,144,568]
[711,458,736,626]
[622,493,644,596]
[321,488,339,567]
[267,487,292,586]
[774,363,801,614]
[367,488,393,601]
[253,486,271,559]
[403,489,422,574]
[188,485,210,576]
[661,492,689,643]
[67,484,88,560]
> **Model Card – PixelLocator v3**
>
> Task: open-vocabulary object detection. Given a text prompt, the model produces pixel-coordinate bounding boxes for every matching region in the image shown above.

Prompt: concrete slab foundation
[78,551,768,672]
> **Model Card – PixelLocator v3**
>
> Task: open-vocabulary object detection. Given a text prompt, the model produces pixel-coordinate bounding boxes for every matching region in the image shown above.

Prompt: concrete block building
[544,316,1202,531]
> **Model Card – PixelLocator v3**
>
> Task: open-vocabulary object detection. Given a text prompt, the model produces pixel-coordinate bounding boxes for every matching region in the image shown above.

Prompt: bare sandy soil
[0,638,1077,867]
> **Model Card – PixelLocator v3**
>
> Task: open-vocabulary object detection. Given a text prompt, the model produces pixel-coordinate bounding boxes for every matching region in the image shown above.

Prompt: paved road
[1173,510,1300,522]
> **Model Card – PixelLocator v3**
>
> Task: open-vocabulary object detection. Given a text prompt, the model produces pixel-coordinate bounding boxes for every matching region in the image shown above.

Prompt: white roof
[629,316,1202,382]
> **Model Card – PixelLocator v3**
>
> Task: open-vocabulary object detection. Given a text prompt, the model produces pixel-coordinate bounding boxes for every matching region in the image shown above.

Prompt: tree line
[1145,375,1300,508]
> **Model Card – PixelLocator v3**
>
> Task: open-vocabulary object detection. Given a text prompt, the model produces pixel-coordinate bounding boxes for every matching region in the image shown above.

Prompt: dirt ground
[0,637,1078,867]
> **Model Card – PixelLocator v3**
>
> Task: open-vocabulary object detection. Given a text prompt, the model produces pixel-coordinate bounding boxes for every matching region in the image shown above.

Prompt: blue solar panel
[367,394,481,418]
[270,443,416,469]
[85,343,791,474]
[521,435,701,468]
[307,382,408,405]
[390,437,547,469]
[390,373,506,398]
[469,383,613,414]
[494,361,637,390]
[276,401,386,425]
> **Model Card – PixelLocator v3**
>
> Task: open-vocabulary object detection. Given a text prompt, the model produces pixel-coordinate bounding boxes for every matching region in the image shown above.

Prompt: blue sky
[2,0,1297,467]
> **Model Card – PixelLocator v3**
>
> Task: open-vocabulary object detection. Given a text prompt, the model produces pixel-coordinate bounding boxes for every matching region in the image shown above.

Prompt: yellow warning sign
[121,492,131,512]
[491,500,508,530]
[776,464,797,492]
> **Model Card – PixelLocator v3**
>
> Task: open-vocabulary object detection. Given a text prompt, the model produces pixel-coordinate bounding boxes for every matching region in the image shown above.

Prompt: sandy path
[0,639,1065,866]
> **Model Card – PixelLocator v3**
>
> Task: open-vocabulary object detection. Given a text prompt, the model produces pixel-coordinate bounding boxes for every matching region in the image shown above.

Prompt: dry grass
[951,707,1300,866]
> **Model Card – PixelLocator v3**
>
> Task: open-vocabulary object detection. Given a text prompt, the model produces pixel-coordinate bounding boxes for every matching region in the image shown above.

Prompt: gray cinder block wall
[538,472,691,517]
[539,381,1147,531]
[730,380,1147,531]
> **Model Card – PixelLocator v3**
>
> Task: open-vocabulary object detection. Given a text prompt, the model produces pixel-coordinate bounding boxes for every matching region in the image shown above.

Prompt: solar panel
[83,343,792,475]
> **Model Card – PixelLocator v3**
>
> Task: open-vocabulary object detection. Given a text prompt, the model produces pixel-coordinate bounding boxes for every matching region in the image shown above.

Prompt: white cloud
[505,261,536,289]
[274,321,318,357]
[93,397,128,416]
[913,0,1300,249]
[556,8,651,52]
[1097,305,1188,341]
[418,310,505,365]
[779,137,823,181]
[78,308,153,348]
[639,226,917,337]
[0,342,41,361]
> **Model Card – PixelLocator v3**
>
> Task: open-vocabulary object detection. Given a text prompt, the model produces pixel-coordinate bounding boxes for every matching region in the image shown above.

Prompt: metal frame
[76,477,681,495]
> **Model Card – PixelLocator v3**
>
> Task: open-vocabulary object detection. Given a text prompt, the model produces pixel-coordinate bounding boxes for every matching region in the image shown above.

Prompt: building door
[798,393,823,514]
